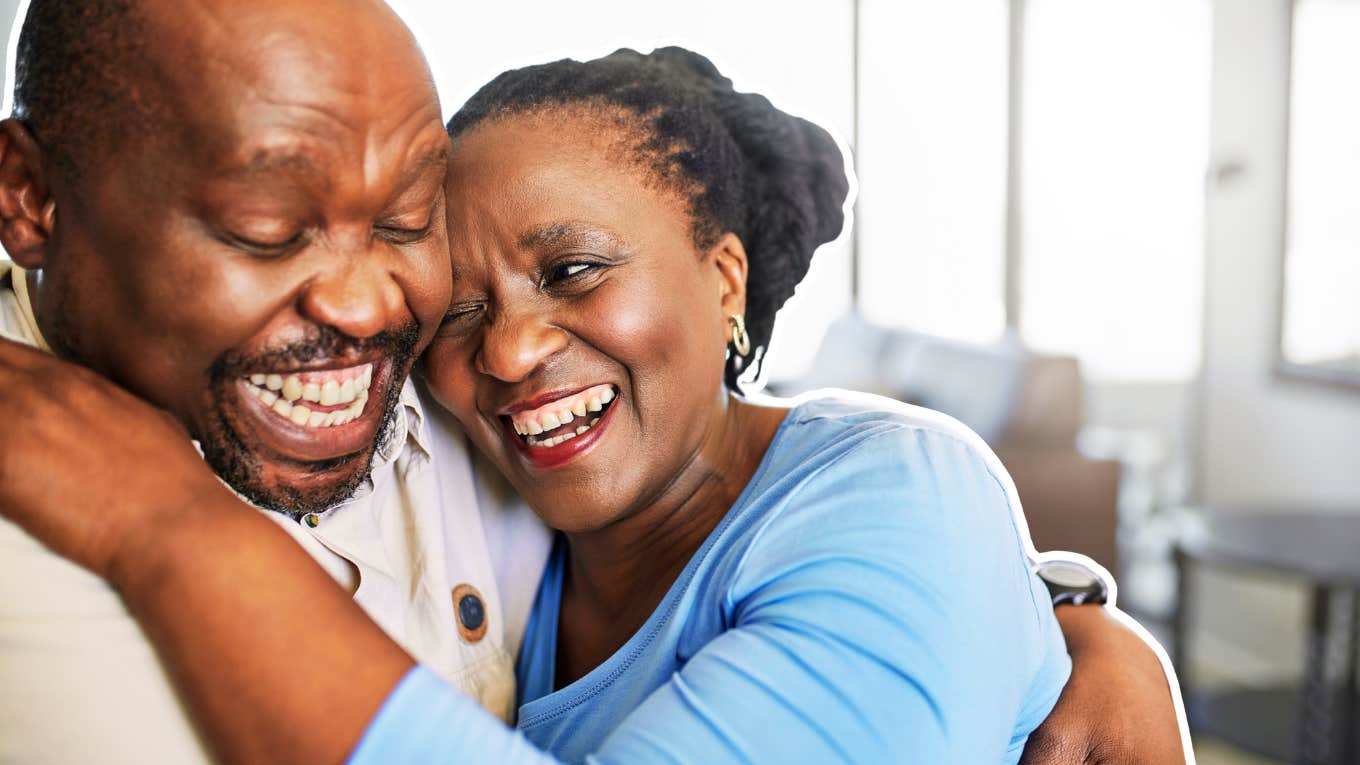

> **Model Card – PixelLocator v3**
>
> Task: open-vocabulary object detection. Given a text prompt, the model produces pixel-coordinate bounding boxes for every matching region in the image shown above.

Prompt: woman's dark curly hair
[446,46,849,390]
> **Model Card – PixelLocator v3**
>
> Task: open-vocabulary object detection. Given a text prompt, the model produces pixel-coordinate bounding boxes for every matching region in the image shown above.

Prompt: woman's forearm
[112,491,413,765]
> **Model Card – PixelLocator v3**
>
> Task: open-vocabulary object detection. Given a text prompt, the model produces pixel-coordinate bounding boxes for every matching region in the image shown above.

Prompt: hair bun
[645,46,734,91]
[711,88,848,384]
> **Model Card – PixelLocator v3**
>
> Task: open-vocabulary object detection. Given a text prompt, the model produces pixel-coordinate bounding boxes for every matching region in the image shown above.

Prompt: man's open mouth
[504,384,618,449]
[242,363,374,429]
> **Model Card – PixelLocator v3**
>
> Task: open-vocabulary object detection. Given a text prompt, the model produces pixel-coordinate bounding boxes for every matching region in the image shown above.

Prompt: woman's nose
[476,310,569,383]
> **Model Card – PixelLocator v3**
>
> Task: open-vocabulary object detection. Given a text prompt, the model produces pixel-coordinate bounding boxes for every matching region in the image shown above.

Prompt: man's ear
[709,232,749,318]
[0,118,56,269]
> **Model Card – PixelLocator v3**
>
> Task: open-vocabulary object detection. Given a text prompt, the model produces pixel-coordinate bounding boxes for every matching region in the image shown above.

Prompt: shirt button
[303,513,320,528]
[451,583,487,643]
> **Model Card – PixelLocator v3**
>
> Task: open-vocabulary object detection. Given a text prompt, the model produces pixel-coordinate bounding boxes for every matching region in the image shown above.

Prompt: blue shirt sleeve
[350,426,1070,765]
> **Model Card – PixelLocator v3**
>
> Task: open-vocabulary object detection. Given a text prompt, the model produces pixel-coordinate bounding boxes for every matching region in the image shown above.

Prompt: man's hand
[1022,604,1189,764]
[0,336,228,580]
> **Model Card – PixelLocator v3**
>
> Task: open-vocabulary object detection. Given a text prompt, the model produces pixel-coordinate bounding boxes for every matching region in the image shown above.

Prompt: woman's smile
[498,383,621,468]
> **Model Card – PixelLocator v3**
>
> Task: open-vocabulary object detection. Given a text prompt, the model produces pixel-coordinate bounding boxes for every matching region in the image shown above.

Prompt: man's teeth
[243,364,374,429]
[510,384,616,447]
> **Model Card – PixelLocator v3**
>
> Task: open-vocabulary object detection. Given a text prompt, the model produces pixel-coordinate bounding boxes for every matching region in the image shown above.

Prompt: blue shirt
[351,392,1071,764]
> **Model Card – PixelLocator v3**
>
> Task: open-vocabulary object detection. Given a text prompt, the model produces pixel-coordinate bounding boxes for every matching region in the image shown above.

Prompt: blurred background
[4,0,1357,762]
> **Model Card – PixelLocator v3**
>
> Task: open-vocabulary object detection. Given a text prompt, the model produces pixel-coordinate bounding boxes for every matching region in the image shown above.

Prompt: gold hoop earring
[728,314,751,357]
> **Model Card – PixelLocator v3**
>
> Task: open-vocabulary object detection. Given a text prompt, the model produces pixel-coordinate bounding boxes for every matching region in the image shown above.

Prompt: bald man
[0,0,546,761]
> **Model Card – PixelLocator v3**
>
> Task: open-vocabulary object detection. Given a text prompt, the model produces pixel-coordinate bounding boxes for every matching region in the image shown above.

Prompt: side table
[1171,510,1360,765]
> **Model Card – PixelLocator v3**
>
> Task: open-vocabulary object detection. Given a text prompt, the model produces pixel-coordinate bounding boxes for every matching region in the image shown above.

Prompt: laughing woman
[396,47,1069,763]
[0,48,1175,764]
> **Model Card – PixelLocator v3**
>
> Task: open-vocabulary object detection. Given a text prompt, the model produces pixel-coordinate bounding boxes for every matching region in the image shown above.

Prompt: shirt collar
[373,376,432,468]
[2,262,53,353]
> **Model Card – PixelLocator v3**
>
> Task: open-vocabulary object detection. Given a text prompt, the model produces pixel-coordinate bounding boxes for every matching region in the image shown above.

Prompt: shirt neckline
[516,400,801,728]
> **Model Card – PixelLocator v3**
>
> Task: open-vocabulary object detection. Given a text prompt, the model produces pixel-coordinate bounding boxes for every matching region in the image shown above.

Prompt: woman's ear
[0,119,56,269]
[709,232,748,317]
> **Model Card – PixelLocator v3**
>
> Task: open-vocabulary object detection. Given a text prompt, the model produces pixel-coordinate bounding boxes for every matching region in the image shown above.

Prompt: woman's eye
[546,261,598,285]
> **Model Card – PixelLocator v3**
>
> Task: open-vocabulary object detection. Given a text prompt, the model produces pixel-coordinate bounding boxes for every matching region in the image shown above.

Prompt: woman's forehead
[446,115,691,235]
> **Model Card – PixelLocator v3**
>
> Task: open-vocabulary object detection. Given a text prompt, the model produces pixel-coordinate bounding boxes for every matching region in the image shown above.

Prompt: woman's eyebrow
[518,222,624,251]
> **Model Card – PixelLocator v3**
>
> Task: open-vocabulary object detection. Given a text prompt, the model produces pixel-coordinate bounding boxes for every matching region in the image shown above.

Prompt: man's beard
[200,322,420,519]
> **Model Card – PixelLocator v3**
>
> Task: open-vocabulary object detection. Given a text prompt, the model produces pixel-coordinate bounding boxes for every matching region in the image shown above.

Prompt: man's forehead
[133,0,444,173]
[144,0,436,119]
[215,140,450,190]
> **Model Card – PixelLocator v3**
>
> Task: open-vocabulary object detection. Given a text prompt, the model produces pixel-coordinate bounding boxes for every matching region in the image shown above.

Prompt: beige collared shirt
[0,261,552,764]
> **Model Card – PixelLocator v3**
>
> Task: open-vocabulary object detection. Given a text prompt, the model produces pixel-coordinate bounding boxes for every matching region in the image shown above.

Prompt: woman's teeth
[510,385,615,448]
[243,364,374,429]
[526,417,602,448]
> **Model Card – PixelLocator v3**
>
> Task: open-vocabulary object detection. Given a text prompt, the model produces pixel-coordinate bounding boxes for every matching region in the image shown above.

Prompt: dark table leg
[1171,546,1191,702]
[1301,584,1331,764]
[1342,588,1358,765]
[1300,585,1359,765]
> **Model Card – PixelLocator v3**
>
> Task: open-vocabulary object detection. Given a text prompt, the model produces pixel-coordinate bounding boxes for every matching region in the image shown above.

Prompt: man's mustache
[210,322,421,381]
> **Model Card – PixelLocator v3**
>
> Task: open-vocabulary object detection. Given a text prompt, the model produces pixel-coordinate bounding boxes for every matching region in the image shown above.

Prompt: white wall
[0,1,17,59]
[1201,0,1360,509]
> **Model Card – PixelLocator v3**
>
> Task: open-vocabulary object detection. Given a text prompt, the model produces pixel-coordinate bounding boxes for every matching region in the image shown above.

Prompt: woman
[0,48,1178,764]
[396,46,1067,762]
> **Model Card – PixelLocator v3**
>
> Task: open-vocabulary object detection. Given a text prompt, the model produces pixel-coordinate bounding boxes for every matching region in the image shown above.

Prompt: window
[1281,0,1360,384]
[392,0,1211,384]
[856,0,1010,344]
[856,0,1209,382]
[1019,0,1209,382]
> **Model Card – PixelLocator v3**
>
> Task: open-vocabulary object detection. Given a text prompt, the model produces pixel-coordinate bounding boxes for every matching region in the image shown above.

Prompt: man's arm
[1025,604,1191,764]
[0,336,408,764]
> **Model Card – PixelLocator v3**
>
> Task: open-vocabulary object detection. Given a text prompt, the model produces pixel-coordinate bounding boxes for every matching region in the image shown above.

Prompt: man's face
[29,0,452,515]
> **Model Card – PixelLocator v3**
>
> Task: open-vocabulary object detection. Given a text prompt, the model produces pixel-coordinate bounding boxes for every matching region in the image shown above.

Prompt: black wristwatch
[1035,559,1109,607]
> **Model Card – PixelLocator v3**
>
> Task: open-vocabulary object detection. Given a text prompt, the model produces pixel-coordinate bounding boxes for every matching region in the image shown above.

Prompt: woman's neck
[553,394,788,686]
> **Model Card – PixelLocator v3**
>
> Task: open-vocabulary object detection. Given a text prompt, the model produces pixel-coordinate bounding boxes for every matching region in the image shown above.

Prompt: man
[0,0,1186,762]
[0,0,546,760]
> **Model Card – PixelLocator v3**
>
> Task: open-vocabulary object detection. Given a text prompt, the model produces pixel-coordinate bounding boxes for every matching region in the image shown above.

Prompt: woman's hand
[1022,604,1189,764]
[0,336,226,581]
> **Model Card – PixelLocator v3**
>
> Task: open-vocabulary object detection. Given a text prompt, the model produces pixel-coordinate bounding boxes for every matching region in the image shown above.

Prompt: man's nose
[476,309,568,383]
[298,252,408,340]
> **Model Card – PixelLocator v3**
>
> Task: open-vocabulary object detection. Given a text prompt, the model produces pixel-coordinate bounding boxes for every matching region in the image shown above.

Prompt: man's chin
[199,357,409,518]
[204,443,375,519]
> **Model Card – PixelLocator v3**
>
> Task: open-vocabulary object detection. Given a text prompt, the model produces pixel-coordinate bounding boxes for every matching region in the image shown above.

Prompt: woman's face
[423,113,747,533]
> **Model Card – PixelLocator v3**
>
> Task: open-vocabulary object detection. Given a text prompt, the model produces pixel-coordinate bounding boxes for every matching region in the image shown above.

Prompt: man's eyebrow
[518,222,625,251]
[400,146,450,185]
[224,148,326,180]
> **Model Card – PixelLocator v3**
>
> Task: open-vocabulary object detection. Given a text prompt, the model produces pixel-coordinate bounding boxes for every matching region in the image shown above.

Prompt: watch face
[1041,561,1098,589]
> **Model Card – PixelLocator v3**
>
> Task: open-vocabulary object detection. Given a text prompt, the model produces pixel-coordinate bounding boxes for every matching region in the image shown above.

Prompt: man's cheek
[407,241,455,337]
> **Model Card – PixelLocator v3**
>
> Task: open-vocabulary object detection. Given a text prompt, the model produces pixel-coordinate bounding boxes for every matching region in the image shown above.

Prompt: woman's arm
[0,338,1182,764]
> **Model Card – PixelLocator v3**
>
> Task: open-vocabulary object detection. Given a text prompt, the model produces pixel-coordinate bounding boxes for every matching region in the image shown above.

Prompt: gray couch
[776,314,1120,572]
